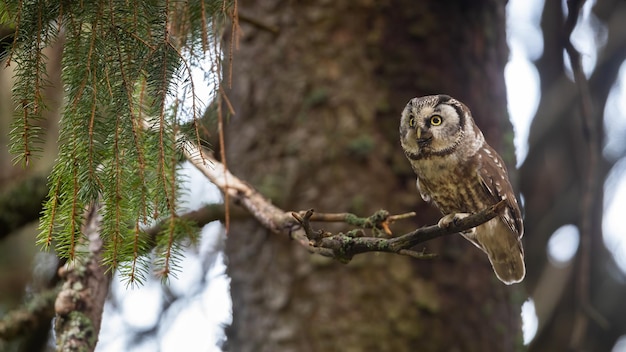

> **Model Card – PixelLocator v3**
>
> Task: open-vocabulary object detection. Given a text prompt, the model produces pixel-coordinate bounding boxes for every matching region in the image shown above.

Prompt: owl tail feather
[488,251,526,285]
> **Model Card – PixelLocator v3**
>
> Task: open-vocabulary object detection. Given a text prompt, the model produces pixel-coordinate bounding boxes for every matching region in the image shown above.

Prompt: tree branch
[182,142,320,249]
[143,202,249,248]
[238,12,280,35]
[54,203,111,352]
[182,138,506,262]
[563,0,605,348]
[0,285,60,340]
[0,173,48,241]
[292,202,505,262]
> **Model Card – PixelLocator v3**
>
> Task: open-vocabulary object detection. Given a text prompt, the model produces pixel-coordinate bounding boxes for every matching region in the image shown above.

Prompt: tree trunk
[224,1,522,351]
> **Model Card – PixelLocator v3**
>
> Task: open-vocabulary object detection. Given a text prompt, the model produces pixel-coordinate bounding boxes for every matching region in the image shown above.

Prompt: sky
[96,0,626,350]
[96,166,229,352]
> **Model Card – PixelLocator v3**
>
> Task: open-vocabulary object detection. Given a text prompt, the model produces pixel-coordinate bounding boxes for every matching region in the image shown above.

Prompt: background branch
[0,285,59,340]
[0,173,47,240]
[563,0,604,349]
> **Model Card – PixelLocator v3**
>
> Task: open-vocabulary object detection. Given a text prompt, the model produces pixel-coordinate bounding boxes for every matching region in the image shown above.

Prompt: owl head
[399,94,485,161]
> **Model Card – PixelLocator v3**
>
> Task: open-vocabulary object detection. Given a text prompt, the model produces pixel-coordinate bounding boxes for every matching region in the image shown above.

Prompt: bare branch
[562,0,605,348]
[294,210,416,233]
[293,201,506,262]
[182,137,506,263]
[143,203,249,249]
[238,12,279,34]
[0,173,48,241]
[182,141,334,256]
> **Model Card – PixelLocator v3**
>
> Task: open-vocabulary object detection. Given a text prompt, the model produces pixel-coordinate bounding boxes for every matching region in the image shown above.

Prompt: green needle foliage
[1,0,230,285]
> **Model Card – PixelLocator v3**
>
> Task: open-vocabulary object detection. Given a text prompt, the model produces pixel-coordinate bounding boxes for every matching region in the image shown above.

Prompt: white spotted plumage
[400,94,525,284]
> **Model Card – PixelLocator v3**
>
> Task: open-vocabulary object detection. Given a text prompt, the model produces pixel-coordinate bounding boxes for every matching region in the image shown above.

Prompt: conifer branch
[5,0,230,282]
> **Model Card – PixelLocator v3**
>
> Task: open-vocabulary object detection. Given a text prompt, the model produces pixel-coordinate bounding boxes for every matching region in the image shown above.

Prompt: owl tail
[487,249,526,285]
[467,222,526,285]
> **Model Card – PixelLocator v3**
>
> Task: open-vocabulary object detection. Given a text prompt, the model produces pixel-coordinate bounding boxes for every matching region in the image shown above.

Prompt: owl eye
[430,115,442,126]
[408,117,416,127]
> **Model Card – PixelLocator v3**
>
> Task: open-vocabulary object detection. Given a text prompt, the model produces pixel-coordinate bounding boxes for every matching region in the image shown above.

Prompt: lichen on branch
[292,202,505,263]
[183,139,506,263]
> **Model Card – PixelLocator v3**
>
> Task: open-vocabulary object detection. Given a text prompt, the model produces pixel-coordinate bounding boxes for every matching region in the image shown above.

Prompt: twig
[143,203,249,249]
[238,12,279,34]
[296,210,416,224]
[182,136,505,262]
[293,201,506,262]
[217,83,230,233]
[294,209,416,236]
[291,210,327,242]
[398,249,437,260]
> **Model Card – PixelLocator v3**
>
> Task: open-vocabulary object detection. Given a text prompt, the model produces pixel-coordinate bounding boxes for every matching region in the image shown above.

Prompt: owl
[399,94,525,285]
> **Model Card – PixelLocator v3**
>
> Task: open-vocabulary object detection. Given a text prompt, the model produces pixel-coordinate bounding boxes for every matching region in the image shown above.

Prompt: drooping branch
[182,142,333,256]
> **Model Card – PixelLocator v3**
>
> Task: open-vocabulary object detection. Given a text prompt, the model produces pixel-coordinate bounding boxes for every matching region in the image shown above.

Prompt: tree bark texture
[224,1,522,351]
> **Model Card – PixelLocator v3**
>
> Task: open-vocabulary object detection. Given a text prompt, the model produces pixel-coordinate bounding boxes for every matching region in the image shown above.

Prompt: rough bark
[224,1,522,352]
[54,205,111,352]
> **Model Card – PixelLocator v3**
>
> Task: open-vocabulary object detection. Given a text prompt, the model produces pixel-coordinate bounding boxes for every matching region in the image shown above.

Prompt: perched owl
[399,94,525,285]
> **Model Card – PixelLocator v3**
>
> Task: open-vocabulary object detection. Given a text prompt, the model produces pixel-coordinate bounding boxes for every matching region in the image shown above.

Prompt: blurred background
[1,0,626,351]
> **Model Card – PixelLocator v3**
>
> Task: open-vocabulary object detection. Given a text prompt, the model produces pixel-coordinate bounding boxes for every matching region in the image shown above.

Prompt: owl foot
[437,213,475,235]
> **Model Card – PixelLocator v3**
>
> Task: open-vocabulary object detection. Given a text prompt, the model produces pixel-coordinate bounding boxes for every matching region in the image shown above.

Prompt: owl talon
[437,213,471,229]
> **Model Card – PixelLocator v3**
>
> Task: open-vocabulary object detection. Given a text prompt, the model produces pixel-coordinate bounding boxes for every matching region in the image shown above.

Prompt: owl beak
[416,128,432,146]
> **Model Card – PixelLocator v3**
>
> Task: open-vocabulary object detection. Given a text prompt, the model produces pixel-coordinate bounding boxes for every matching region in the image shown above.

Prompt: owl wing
[477,145,524,239]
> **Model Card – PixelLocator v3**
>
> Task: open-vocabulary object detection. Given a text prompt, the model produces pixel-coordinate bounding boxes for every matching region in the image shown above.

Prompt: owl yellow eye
[408,117,416,127]
[430,115,442,126]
